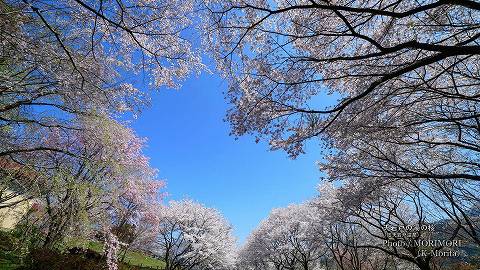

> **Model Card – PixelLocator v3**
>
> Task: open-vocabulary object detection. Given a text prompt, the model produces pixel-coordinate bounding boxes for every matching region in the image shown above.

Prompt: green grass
[121,251,164,269]
[0,261,21,270]
[75,240,165,269]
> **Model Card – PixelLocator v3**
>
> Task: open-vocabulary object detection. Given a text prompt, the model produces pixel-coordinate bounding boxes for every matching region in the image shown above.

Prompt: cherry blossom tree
[104,230,121,270]
[154,199,237,270]
[16,116,165,250]
[201,1,480,177]
[203,0,480,157]
[239,203,329,270]
[0,0,202,166]
[111,174,165,260]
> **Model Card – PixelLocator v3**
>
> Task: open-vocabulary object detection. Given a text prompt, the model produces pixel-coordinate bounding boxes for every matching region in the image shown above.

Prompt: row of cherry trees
[0,1,240,269]
[239,183,475,270]
[203,0,480,269]
[0,0,209,268]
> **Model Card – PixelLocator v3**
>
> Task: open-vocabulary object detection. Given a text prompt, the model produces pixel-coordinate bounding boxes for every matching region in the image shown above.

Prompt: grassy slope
[77,240,165,269]
[0,231,165,270]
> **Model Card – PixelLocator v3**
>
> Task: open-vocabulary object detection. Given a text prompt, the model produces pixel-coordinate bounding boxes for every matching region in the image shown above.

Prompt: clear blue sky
[129,64,327,243]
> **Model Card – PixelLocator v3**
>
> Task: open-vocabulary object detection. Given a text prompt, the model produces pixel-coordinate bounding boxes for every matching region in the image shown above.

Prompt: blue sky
[130,66,326,243]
